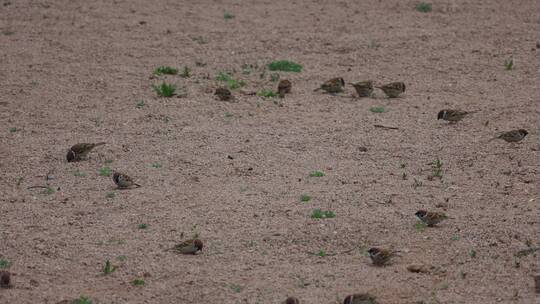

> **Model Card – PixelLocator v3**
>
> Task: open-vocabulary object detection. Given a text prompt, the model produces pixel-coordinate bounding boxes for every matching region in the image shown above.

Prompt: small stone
[0,271,11,288]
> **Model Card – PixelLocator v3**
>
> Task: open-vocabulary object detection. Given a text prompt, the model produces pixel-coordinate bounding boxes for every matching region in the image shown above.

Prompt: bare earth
[1,0,540,303]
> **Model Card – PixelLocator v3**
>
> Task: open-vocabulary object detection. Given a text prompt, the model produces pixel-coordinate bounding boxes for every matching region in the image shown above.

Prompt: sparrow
[437,109,476,122]
[367,247,397,266]
[66,142,106,162]
[350,81,374,97]
[490,129,528,143]
[112,171,141,189]
[167,239,204,254]
[215,87,233,101]
[376,82,405,98]
[415,210,448,227]
[283,296,300,304]
[0,271,10,288]
[314,77,345,94]
[277,79,292,98]
[343,293,377,304]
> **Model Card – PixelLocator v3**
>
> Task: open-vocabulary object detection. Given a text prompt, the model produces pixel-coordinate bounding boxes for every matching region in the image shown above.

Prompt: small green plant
[224,112,234,118]
[229,283,242,293]
[415,221,427,231]
[433,159,443,179]
[136,100,145,109]
[415,2,432,12]
[224,11,235,20]
[0,259,11,269]
[257,89,277,98]
[138,223,148,229]
[103,260,117,275]
[309,170,325,177]
[73,170,87,177]
[369,106,385,113]
[469,249,477,258]
[154,66,178,75]
[153,83,177,97]
[99,166,112,177]
[132,278,145,286]
[268,60,303,72]
[9,127,17,132]
[270,73,280,82]
[504,58,514,70]
[317,250,327,257]
[215,72,245,90]
[300,194,311,202]
[105,192,115,199]
[73,296,93,304]
[44,186,55,195]
[180,66,191,78]
[311,209,336,219]
[151,162,162,168]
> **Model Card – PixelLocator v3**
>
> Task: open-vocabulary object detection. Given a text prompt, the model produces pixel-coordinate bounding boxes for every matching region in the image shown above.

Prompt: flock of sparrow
[1,76,530,303]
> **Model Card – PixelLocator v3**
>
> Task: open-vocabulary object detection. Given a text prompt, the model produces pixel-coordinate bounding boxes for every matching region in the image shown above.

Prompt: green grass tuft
[73,296,93,304]
[99,167,112,177]
[369,106,385,113]
[300,194,311,202]
[0,259,11,269]
[136,100,145,109]
[257,89,277,98]
[132,278,145,286]
[504,58,514,70]
[153,83,177,97]
[311,209,336,219]
[309,170,325,177]
[224,11,235,20]
[103,260,117,275]
[154,66,178,75]
[415,2,432,12]
[138,223,148,229]
[268,60,303,72]
[9,127,17,132]
[180,66,191,78]
[215,72,245,90]
[415,221,427,231]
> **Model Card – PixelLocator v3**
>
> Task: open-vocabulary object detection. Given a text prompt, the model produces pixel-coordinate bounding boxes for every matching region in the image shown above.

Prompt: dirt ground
[1,0,540,303]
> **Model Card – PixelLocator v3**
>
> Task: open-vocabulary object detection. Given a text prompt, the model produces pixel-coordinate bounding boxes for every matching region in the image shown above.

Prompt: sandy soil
[1,0,540,303]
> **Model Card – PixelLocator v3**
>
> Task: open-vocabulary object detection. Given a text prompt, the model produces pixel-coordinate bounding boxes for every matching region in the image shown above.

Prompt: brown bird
[437,109,476,122]
[215,87,233,101]
[490,129,528,143]
[277,79,292,98]
[415,210,448,227]
[283,296,300,304]
[343,293,378,304]
[168,239,204,254]
[351,81,374,97]
[66,142,105,162]
[0,271,10,288]
[314,77,345,94]
[376,82,405,98]
[112,171,141,189]
[367,247,397,266]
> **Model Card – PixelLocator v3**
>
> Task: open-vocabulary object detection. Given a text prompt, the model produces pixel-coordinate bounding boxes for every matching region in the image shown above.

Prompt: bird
[437,109,476,123]
[167,239,204,254]
[350,81,374,97]
[66,142,105,162]
[215,87,233,101]
[376,82,405,98]
[343,293,378,304]
[314,77,345,94]
[0,271,10,288]
[283,296,300,304]
[490,129,528,143]
[112,171,141,189]
[415,210,448,227]
[367,247,397,266]
[277,79,292,98]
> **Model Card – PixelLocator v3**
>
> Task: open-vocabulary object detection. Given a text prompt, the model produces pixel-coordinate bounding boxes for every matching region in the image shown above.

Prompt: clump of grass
[154,66,178,75]
[270,73,280,82]
[317,250,327,257]
[132,278,145,286]
[103,260,117,275]
[138,223,148,229]
[311,209,336,219]
[106,192,115,199]
[469,249,477,258]
[136,100,145,109]
[224,11,235,20]
[415,221,427,231]
[229,283,242,293]
[215,72,245,90]
[504,58,514,70]
[224,112,234,118]
[73,170,87,177]
[257,89,277,98]
[9,127,17,132]
[152,83,177,97]
[73,296,93,304]
[300,194,311,202]
[432,159,443,179]
[99,167,112,177]
[0,259,11,269]
[415,2,432,12]
[43,186,55,195]
[309,170,325,177]
[151,162,162,168]
[268,60,303,72]
[369,106,385,113]
[180,66,191,78]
